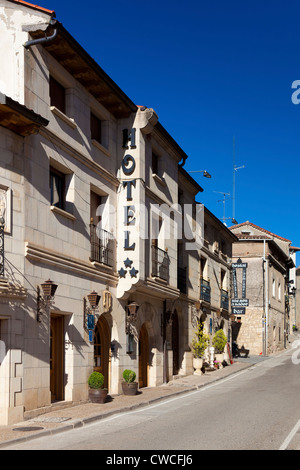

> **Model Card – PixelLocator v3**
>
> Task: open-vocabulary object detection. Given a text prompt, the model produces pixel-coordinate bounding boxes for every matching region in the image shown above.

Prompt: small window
[50,76,66,114]
[90,112,102,144]
[152,152,159,175]
[50,167,65,210]
[90,190,102,226]
[272,278,276,298]
[221,269,226,290]
[200,256,207,279]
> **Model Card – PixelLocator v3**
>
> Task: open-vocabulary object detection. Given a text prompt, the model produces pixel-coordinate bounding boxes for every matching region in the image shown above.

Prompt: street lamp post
[187,170,212,178]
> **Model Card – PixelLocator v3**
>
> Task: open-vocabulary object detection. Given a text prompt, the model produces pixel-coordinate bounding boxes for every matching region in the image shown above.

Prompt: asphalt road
[4,347,300,451]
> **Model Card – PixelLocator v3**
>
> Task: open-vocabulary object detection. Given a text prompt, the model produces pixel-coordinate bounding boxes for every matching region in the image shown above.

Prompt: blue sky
[35,0,300,264]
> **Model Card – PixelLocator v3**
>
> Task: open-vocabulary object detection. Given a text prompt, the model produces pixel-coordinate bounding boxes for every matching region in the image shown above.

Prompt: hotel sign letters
[118,129,139,281]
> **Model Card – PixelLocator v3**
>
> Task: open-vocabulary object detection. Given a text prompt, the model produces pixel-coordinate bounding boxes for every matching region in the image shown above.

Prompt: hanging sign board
[232,307,246,315]
[231,258,249,311]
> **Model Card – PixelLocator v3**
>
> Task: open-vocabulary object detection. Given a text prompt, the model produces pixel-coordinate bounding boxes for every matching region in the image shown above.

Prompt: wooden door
[172,310,179,375]
[50,315,64,402]
[139,324,149,388]
[93,316,110,390]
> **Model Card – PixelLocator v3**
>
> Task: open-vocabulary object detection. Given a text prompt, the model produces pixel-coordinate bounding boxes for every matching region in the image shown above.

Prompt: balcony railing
[177,266,187,294]
[221,289,229,310]
[200,278,211,303]
[152,245,169,282]
[90,224,114,267]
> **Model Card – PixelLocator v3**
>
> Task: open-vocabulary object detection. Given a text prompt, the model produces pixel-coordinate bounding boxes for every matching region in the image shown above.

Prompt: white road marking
[279,418,300,450]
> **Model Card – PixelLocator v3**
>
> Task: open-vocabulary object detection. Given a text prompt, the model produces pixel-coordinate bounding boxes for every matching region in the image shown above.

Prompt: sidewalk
[0,358,263,449]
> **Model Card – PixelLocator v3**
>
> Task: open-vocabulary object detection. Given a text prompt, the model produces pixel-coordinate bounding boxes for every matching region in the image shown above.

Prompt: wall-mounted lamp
[37,279,58,322]
[125,302,139,334]
[84,290,101,343]
[125,302,139,354]
[87,290,101,309]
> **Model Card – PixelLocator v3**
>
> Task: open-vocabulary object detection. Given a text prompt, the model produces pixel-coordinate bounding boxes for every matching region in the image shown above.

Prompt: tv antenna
[214,191,231,225]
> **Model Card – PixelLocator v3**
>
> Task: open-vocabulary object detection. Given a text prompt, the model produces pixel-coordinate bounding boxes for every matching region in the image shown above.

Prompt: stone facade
[0,0,237,425]
[230,222,294,356]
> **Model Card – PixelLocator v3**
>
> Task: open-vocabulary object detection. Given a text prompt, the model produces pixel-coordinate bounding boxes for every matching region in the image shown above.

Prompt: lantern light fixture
[37,279,58,322]
[40,279,58,299]
[84,291,101,343]
[87,290,101,309]
[125,301,139,337]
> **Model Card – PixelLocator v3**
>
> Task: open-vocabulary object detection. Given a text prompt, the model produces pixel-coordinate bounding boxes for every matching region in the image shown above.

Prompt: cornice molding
[25,242,118,285]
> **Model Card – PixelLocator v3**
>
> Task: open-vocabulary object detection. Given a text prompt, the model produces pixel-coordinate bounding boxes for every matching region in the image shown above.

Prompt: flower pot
[88,388,108,403]
[193,357,204,375]
[122,381,138,396]
[215,353,224,368]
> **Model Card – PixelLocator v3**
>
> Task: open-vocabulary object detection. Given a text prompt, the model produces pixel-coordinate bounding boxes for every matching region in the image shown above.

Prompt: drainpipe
[23,19,58,49]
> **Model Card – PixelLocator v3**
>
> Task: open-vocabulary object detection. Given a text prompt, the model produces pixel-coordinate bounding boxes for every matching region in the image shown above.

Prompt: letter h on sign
[122,128,136,149]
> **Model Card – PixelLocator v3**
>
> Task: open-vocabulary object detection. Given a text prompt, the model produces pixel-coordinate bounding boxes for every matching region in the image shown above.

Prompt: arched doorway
[94,315,110,390]
[172,310,179,375]
[139,323,149,388]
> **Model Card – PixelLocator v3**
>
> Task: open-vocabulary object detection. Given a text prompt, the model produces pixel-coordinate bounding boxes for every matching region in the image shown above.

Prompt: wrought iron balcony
[152,245,169,282]
[221,289,229,310]
[200,278,211,303]
[177,266,187,294]
[90,223,114,267]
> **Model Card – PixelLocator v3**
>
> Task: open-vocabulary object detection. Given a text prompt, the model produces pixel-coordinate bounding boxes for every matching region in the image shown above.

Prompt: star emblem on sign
[130,267,138,278]
[118,267,127,278]
[124,257,133,268]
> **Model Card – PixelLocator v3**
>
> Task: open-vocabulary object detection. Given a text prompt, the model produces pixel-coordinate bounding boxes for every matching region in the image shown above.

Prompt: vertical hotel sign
[117,127,141,299]
[231,258,249,314]
[116,107,158,299]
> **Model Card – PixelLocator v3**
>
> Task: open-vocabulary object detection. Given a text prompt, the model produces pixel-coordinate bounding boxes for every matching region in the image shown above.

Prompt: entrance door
[93,316,110,390]
[172,310,179,375]
[50,315,64,402]
[139,324,149,388]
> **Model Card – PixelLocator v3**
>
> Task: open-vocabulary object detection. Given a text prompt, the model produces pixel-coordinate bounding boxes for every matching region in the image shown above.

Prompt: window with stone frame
[90,112,102,144]
[50,167,66,210]
[49,76,66,114]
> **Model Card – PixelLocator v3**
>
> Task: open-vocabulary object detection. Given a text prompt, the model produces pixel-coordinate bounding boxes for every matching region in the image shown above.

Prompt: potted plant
[122,369,138,395]
[191,321,210,375]
[88,371,108,403]
[212,329,227,366]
